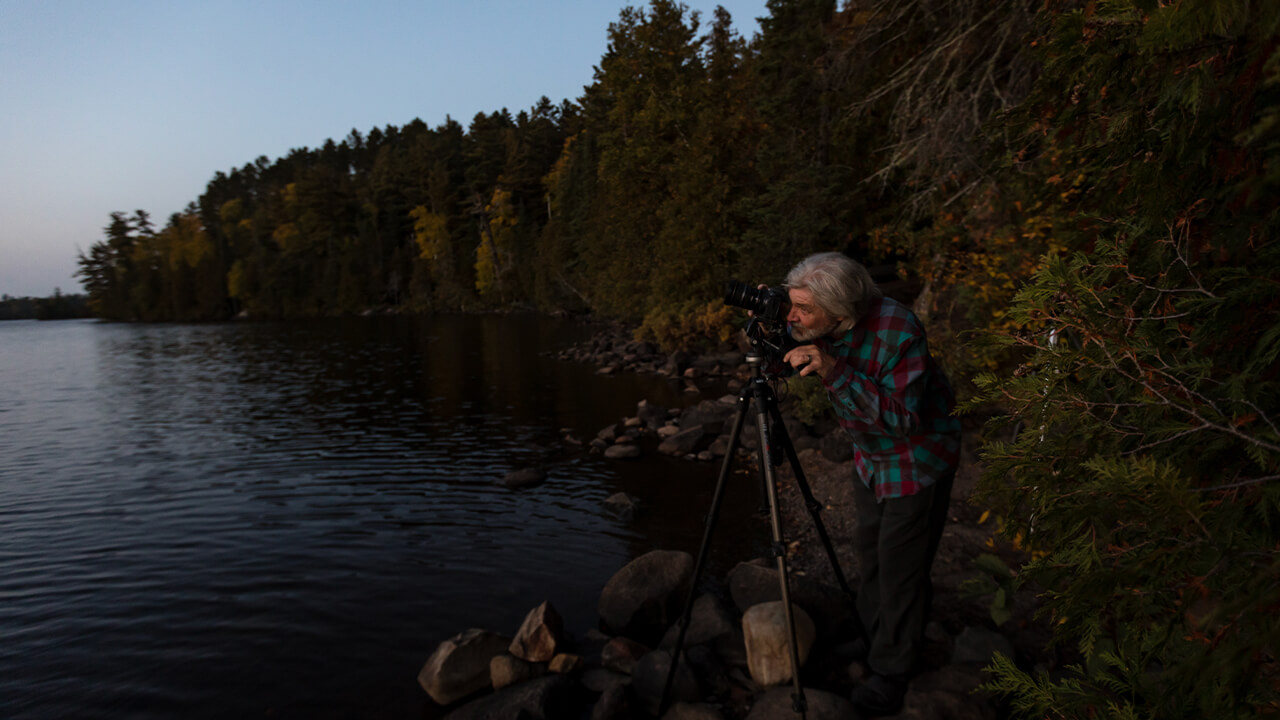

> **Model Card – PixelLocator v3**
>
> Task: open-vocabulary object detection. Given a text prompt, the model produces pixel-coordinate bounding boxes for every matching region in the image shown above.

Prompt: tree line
[0,290,90,320]
[75,1,1277,716]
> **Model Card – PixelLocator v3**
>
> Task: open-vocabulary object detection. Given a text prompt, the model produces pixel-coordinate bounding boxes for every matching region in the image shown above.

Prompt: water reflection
[0,316,767,719]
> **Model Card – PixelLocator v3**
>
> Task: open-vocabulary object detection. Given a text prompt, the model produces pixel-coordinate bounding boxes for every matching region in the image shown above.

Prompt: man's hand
[784,344,832,378]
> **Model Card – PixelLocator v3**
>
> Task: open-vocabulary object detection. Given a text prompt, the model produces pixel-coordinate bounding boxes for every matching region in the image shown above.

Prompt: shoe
[850,673,908,717]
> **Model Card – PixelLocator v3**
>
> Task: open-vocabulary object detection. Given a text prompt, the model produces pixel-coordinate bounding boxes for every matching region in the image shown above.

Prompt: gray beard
[790,320,838,343]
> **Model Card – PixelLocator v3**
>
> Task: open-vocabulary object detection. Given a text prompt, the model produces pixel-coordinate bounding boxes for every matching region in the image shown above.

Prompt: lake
[0,316,767,719]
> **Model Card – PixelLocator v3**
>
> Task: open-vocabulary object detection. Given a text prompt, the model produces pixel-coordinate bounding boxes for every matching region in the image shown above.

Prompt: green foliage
[781,373,833,426]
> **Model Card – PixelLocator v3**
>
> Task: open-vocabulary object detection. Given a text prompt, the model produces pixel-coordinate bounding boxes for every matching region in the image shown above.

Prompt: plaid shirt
[803,297,961,500]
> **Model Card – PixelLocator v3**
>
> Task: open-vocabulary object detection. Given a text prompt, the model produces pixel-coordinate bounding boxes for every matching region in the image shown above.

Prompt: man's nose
[787,307,800,324]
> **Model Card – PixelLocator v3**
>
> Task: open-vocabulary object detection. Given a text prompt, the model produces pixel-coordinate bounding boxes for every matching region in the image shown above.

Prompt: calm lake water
[0,316,767,719]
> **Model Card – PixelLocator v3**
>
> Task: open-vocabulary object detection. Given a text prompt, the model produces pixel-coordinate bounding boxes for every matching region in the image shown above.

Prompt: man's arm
[821,336,930,437]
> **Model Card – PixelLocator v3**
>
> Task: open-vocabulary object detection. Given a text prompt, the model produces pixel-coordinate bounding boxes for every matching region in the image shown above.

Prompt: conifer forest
[76,1,1278,716]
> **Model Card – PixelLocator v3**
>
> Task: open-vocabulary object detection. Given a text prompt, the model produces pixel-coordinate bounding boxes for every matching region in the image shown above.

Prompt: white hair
[784,252,882,333]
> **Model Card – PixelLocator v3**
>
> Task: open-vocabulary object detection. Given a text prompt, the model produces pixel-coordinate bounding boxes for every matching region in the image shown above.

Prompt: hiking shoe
[850,673,908,717]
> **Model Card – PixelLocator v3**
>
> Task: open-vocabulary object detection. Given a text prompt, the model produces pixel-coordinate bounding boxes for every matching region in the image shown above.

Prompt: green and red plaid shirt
[804,297,961,500]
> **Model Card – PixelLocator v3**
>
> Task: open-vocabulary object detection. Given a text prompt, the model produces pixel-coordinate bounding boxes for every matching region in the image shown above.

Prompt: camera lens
[724,280,761,313]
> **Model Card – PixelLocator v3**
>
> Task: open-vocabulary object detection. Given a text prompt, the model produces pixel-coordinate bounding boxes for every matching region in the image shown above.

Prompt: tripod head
[743,317,799,380]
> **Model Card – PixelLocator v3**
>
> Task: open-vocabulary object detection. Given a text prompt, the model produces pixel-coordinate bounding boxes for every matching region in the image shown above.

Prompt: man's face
[787,287,842,342]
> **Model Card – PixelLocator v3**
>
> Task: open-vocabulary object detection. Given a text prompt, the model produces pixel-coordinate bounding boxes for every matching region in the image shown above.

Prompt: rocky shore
[419,326,1055,719]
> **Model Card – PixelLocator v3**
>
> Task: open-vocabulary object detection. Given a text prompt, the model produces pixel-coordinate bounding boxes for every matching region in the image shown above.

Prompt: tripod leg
[768,404,865,640]
[658,393,751,717]
[755,402,809,718]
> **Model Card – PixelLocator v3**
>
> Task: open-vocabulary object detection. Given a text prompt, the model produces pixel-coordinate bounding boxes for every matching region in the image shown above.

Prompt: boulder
[419,628,513,706]
[602,636,651,675]
[598,550,695,643]
[489,654,543,691]
[744,686,856,720]
[727,559,851,633]
[598,424,619,442]
[662,702,725,720]
[509,601,564,662]
[603,492,641,521]
[582,668,631,694]
[678,399,737,434]
[502,467,547,489]
[443,673,579,720]
[658,426,708,456]
[591,684,640,720]
[896,665,998,720]
[631,649,700,716]
[604,444,642,460]
[742,602,816,686]
[660,593,736,650]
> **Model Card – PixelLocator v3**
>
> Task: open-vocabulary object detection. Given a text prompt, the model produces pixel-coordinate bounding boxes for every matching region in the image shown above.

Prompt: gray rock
[443,673,579,720]
[603,492,641,521]
[742,602,816,686]
[582,668,631,694]
[631,649,700,716]
[660,593,736,650]
[509,601,563,663]
[662,701,725,720]
[598,424,619,442]
[598,551,695,643]
[419,628,513,706]
[896,665,997,720]
[658,426,708,456]
[604,444,642,460]
[744,686,857,720]
[602,636,651,675]
[952,626,1016,666]
[678,399,737,434]
[502,468,547,489]
[591,684,641,720]
[727,560,852,634]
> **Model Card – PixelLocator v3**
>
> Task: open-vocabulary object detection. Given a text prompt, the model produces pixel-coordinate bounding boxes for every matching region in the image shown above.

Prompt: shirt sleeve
[820,335,929,437]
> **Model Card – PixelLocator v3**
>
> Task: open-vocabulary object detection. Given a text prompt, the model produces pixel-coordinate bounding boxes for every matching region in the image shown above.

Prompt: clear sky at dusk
[0,0,767,298]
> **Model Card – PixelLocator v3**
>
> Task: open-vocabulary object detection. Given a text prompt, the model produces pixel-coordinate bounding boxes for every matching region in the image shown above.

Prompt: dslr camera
[723,280,798,367]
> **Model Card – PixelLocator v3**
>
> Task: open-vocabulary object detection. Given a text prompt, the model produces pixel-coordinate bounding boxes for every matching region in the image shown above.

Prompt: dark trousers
[852,467,955,676]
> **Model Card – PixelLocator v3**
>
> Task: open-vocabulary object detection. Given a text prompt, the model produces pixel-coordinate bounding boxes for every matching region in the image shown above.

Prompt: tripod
[658,349,863,718]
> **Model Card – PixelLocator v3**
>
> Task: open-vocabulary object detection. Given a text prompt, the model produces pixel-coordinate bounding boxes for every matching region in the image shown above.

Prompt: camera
[723,280,798,371]
[724,280,790,328]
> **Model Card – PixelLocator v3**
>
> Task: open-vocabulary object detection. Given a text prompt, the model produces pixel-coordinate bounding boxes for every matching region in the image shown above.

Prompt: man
[781,252,961,716]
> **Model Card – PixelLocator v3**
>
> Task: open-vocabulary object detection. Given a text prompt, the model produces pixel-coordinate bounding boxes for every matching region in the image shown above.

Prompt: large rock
[744,686,857,720]
[630,649,700,716]
[598,551,695,642]
[604,444,642,460]
[660,593,736,649]
[419,628,513,706]
[443,673,580,720]
[591,684,640,720]
[509,601,564,662]
[727,559,852,633]
[678,399,738,434]
[742,602,816,686]
[657,426,708,456]
[896,665,998,720]
[489,654,543,691]
[602,636,651,675]
[663,702,725,720]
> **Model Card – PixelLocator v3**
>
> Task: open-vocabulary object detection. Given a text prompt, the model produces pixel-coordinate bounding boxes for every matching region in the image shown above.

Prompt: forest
[75,0,1278,717]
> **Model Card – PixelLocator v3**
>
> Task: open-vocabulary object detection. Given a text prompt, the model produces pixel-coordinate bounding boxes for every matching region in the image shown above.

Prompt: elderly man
[781,252,961,716]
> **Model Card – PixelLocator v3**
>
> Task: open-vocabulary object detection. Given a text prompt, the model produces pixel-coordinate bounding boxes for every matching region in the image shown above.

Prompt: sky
[0,0,769,299]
